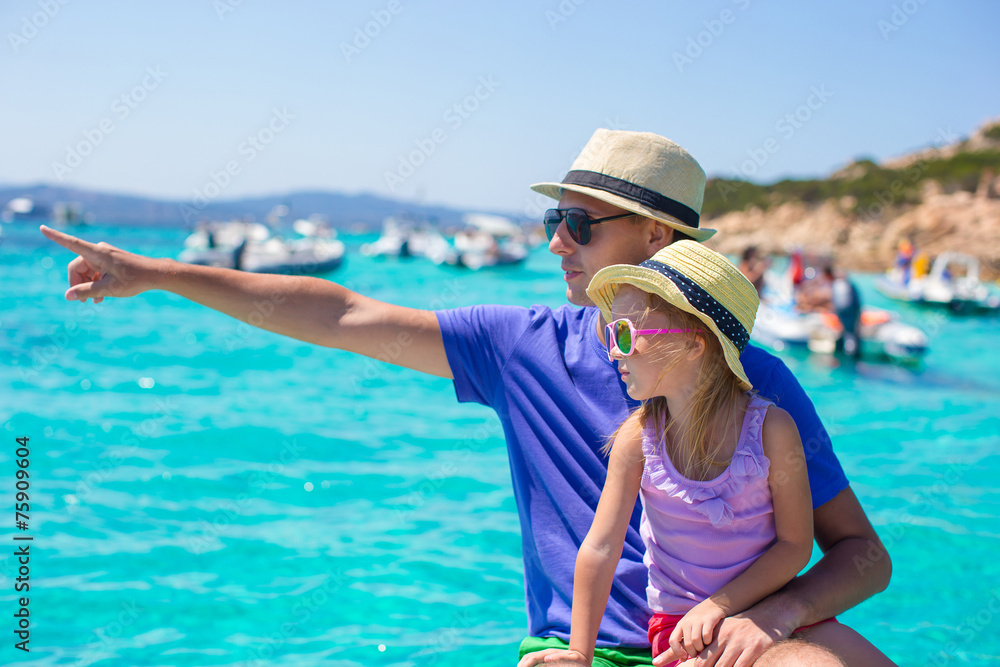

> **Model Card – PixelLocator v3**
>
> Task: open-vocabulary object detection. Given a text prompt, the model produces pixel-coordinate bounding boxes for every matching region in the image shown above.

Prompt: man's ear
[646,221,675,255]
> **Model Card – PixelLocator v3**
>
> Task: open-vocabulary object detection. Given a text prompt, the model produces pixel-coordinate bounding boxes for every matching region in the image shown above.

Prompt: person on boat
[232,237,248,272]
[895,238,915,285]
[517,242,818,667]
[912,252,930,281]
[40,129,894,667]
[738,245,769,296]
[824,265,863,359]
[788,248,805,289]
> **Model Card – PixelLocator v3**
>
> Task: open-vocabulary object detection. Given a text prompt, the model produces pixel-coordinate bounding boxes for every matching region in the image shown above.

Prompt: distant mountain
[0,184,519,229]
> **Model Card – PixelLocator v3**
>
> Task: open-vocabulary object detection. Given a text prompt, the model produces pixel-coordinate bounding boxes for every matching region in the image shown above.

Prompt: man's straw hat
[531,129,715,242]
[587,241,759,390]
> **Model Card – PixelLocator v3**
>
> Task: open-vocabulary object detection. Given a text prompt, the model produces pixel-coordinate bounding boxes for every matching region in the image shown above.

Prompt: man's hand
[653,613,786,667]
[40,225,159,303]
[517,648,591,667]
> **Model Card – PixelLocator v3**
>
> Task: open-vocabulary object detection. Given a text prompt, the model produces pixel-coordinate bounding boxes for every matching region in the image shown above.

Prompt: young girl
[525,241,816,666]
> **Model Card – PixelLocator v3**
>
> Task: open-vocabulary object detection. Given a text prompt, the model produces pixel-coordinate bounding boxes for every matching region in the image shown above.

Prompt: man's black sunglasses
[543,208,635,245]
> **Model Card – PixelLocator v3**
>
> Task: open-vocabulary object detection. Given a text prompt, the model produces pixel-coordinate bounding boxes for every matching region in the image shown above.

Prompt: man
[827,265,863,359]
[797,264,863,360]
[41,129,893,667]
[738,246,770,296]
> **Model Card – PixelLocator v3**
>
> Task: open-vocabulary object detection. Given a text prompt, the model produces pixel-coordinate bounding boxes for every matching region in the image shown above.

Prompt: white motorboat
[179,219,345,275]
[2,197,47,223]
[753,300,929,364]
[235,235,345,274]
[361,217,460,265]
[452,214,528,270]
[179,221,270,268]
[876,252,1000,314]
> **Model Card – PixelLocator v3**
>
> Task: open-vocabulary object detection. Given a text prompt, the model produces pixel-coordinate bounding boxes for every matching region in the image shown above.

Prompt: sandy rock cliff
[704,120,1000,279]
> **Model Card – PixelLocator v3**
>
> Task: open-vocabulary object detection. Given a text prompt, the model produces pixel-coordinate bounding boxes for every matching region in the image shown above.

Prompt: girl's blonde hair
[605,290,748,481]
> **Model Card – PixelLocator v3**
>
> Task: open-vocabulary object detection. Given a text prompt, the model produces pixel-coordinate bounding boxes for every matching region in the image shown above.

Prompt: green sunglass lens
[615,321,632,354]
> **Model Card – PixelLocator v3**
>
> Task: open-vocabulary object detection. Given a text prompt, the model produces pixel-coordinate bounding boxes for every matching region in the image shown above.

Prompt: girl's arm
[564,416,646,664]
[667,405,814,658]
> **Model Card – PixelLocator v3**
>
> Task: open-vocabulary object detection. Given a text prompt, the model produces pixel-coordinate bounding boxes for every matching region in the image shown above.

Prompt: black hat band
[561,170,700,229]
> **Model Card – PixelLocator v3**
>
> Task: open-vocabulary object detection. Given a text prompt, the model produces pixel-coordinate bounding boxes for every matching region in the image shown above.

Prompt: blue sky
[3,0,999,216]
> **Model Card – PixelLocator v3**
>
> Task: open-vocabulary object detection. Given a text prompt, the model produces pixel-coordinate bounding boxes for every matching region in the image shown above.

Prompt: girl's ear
[685,333,707,361]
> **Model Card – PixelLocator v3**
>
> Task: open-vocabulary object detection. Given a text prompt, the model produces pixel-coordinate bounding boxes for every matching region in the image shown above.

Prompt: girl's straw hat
[531,129,715,242]
[587,241,760,390]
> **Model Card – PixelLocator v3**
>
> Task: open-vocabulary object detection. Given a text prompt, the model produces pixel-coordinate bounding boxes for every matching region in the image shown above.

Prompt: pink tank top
[639,394,776,615]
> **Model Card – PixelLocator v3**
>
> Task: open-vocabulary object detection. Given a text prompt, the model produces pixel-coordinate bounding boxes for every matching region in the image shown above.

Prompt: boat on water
[361,213,529,269]
[875,252,1000,314]
[360,217,458,265]
[753,299,929,364]
[2,197,91,226]
[180,221,270,268]
[452,213,528,270]
[179,218,345,275]
[2,197,47,223]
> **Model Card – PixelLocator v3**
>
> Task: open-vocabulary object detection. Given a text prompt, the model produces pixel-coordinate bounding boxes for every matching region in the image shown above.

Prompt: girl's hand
[517,648,591,667]
[668,600,726,660]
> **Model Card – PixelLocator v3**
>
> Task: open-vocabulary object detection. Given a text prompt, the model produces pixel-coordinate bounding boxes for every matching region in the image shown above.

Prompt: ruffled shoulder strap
[739,394,774,458]
[639,418,666,487]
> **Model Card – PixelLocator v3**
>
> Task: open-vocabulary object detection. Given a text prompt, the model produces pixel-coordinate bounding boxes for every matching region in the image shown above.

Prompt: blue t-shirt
[435,304,848,648]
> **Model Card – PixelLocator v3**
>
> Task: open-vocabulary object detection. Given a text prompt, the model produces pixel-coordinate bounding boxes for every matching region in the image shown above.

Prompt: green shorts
[519,636,654,667]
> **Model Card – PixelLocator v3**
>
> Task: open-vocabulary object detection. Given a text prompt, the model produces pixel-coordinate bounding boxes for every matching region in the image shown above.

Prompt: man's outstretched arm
[40,225,453,379]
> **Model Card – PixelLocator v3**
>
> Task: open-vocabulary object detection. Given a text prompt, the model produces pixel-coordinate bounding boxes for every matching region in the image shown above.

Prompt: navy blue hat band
[561,170,701,229]
[639,259,749,353]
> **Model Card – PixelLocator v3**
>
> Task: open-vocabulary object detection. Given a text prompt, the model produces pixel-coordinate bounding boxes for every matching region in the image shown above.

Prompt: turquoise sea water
[2,223,999,666]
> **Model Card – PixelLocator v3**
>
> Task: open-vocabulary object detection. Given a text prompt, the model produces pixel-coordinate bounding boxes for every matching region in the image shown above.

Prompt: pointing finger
[40,225,102,260]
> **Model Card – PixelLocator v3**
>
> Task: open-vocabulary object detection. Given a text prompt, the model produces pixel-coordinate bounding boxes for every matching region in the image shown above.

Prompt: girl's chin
[624,385,648,401]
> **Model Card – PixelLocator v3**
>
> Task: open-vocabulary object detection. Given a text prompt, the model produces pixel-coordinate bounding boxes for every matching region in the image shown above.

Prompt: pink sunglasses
[604,318,702,360]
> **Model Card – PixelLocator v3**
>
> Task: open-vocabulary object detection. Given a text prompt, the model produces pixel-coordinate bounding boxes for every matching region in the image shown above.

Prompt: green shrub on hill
[703,149,1000,219]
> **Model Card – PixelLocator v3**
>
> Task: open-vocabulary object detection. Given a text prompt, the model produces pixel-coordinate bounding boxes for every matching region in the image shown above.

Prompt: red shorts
[648,613,839,663]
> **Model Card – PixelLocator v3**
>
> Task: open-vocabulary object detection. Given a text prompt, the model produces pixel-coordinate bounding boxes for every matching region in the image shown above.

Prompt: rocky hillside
[703,119,1000,279]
